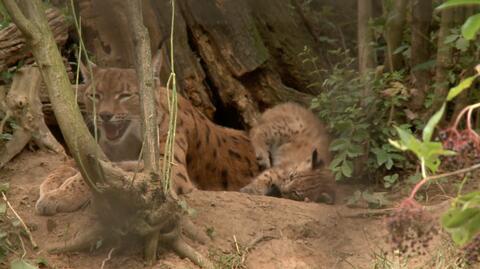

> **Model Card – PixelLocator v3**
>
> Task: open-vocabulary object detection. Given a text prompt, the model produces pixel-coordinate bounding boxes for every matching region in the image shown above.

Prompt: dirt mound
[0,150,456,268]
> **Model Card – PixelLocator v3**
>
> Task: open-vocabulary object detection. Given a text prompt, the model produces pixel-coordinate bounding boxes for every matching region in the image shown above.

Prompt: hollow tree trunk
[410,0,432,111]
[63,0,357,127]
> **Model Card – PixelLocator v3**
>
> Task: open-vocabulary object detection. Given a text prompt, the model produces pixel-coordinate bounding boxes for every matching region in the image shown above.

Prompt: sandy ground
[0,150,459,269]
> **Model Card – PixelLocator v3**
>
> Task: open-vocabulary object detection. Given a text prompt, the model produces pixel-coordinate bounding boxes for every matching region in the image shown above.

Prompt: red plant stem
[409,177,429,200]
[454,103,480,130]
[409,162,480,199]
[467,108,480,139]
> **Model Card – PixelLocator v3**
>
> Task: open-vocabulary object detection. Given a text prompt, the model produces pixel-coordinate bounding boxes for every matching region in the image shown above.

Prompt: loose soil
[0,150,462,269]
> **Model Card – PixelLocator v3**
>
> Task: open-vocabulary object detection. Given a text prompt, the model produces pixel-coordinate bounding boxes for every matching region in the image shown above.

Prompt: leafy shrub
[308,49,409,184]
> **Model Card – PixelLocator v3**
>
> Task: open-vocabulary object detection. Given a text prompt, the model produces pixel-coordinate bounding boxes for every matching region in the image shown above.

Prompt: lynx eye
[88,93,101,102]
[118,93,134,101]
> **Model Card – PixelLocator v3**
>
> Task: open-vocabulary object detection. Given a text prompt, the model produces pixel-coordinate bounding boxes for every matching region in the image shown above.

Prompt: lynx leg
[35,172,91,216]
[239,169,277,195]
[38,165,78,197]
[249,126,273,170]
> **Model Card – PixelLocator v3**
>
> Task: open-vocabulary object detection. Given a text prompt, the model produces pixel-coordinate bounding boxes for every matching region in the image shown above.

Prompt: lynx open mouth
[102,120,130,141]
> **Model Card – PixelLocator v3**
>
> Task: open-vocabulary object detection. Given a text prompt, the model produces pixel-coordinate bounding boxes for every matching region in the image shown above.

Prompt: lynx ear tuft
[311,149,324,170]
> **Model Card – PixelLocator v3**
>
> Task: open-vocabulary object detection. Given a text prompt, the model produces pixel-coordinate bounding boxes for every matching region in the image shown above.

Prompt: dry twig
[1,192,37,249]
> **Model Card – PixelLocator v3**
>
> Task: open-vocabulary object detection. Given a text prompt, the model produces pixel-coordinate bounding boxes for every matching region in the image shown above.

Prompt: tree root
[48,222,103,254]
[171,236,215,269]
[0,66,65,169]
[181,217,210,245]
[0,127,31,168]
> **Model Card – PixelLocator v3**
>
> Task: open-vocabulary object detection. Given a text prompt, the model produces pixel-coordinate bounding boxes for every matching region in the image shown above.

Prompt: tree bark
[125,0,159,173]
[357,0,375,75]
[432,8,455,112]
[385,0,408,72]
[0,8,68,73]
[2,0,106,191]
[124,0,164,263]
[68,0,358,127]
[0,66,66,169]
[3,1,213,267]
[410,0,432,111]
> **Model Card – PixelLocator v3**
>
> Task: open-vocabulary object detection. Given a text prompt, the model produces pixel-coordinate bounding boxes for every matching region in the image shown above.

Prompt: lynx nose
[99,112,114,122]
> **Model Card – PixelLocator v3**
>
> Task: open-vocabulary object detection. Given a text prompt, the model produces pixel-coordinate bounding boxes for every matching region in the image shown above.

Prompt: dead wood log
[71,0,358,127]
[0,8,69,73]
[0,66,65,168]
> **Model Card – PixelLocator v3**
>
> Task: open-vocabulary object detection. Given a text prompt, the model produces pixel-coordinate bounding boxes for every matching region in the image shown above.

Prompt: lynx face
[82,67,144,161]
[241,149,336,204]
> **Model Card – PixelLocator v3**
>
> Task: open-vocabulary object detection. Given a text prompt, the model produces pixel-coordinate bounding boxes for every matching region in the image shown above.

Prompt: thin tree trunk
[432,8,455,112]
[124,0,161,263]
[410,0,432,111]
[356,0,375,178]
[385,0,408,72]
[358,0,375,75]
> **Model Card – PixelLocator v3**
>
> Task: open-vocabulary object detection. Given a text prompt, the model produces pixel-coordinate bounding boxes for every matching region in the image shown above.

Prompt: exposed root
[171,236,215,269]
[0,128,31,168]
[100,248,115,269]
[181,217,210,245]
[0,66,65,169]
[48,223,103,254]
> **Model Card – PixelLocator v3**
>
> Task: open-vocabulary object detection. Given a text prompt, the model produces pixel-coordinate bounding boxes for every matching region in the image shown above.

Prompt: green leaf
[442,208,479,228]
[395,126,422,153]
[0,183,9,193]
[437,0,480,10]
[372,148,388,165]
[411,60,436,72]
[329,138,348,151]
[422,103,446,142]
[447,74,479,101]
[462,13,480,40]
[0,202,5,215]
[388,139,407,151]
[341,160,353,178]
[329,156,344,169]
[463,211,480,237]
[444,34,459,44]
[385,158,394,170]
[393,44,409,54]
[455,37,469,52]
[10,259,39,269]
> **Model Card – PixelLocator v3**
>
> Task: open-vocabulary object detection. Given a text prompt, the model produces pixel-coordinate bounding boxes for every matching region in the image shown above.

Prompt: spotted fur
[240,102,335,204]
[36,64,259,215]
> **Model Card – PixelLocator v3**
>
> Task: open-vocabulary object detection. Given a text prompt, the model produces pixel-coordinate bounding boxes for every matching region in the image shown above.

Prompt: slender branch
[1,0,40,40]
[2,192,37,249]
[162,0,179,194]
[124,0,161,263]
[125,0,159,173]
[409,162,480,199]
